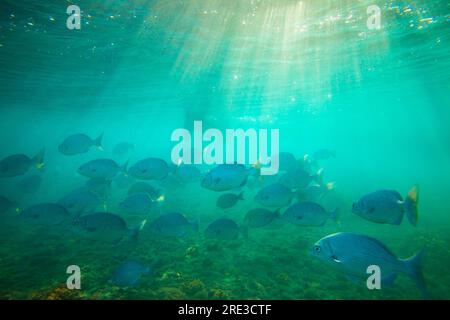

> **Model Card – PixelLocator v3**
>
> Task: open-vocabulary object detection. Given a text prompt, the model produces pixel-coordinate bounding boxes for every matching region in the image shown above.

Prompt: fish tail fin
[138,218,148,231]
[325,181,335,191]
[94,133,104,150]
[33,148,45,170]
[274,208,282,218]
[238,192,244,201]
[252,159,262,170]
[381,273,398,287]
[404,185,419,226]
[156,194,165,203]
[403,249,430,299]
[129,219,147,242]
[248,164,261,177]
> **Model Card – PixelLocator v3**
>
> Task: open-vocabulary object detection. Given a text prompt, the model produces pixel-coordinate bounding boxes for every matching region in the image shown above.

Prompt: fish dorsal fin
[379,189,403,200]
[361,235,397,258]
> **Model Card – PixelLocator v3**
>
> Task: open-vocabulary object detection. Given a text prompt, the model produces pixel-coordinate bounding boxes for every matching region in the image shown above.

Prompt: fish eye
[214,177,221,183]
[314,245,321,252]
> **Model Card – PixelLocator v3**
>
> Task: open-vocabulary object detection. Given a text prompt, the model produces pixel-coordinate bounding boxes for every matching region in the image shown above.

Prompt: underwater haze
[0,0,449,300]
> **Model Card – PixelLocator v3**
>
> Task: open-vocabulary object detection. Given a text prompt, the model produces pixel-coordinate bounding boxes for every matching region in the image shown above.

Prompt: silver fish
[72,212,143,243]
[128,158,169,180]
[278,168,322,189]
[58,133,103,155]
[254,183,294,208]
[201,164,250,192]
[148,212,198,237]
[244,208,280,228]
[216,192,244,209]
[205,218,240,240]
[78,159,127,179]
[0,149,45,178]
[283,202,338,226]
[57,187,103,215]
[352,186,419,226]
[21,203,70,226]
[120,192,154,215]
[312,232,428,298]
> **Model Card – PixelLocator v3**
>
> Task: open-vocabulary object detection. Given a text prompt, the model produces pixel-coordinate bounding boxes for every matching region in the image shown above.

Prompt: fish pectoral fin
[381,273,398,287]
[393,212,404,225]
[331,255,341,263]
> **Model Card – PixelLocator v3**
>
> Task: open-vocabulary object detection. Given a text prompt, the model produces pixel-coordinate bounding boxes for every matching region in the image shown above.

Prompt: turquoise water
[0,0,449,299]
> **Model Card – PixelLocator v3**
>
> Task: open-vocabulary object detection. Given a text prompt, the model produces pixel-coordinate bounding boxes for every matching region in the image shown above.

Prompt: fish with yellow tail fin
[283,202,339,227]
[34,148,45,170]
[57,187,103,216]
[216,192,244,209]
[21,203,70,226]
[404,185,419,226]
[72,212,144,243]
[255,183,295,208]
[78,158,127,179]
[298,181,335,202]
[119,192,154,215]
[0,148,45,178]
[201,164,251,192]
[352,185,419,226]
[58,133,103,155]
